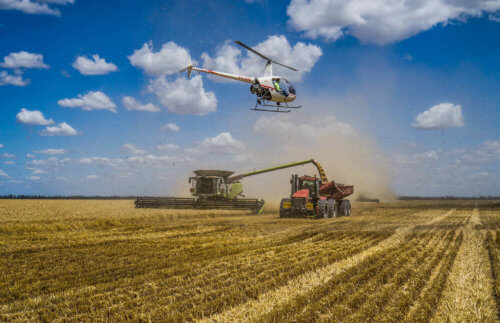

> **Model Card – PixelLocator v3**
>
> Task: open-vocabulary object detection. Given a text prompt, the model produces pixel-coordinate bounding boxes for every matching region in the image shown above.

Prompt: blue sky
[0,0,499,198]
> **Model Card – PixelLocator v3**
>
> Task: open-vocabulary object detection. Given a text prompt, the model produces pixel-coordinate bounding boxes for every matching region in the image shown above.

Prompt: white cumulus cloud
[129,41,191,76]
[287,0,500,44]
[157,143,179,151]
[0,144,3,148]
[412,103,465,130]
[16,108,54,125]
[0,71,29,86]
[72,54,118,75]
[461,138,500,164]
[122,96,160,112]
[0,0,73,16]
[198,132,246,154]
[86,174,98,180]
[201,35,322,82]
[28,156,69,169]
[0,51,48,69]
[58,90,117,112]
[161,123,180,132]
[125,154,187,166]
[2,153,15,158]
[0,170,8,178]
[41,122,79,136]
[76,157,124,167]
[123,143,146,155]
[149,75,217,115]
[34,148,67,154]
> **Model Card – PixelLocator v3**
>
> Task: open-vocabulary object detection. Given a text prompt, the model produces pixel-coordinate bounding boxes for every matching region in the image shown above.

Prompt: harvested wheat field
[0,199,499,321]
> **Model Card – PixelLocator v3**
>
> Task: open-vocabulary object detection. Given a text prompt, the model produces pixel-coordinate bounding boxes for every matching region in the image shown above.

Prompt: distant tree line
[398,196,500,200]
[0,195,137,200]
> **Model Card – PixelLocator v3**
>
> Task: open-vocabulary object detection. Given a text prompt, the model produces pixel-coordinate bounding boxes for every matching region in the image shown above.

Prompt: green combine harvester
[135,159,327,213]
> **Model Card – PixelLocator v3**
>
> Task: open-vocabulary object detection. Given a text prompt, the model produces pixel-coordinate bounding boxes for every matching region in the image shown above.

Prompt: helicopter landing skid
[251,101,301,113]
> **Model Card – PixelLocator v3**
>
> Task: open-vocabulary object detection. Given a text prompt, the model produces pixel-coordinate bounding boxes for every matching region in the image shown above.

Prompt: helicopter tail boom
[188,66,255,84]
[179,58,254,83]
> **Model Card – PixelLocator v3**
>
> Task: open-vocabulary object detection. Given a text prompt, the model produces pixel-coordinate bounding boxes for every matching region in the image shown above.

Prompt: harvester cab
[189,170,242,198]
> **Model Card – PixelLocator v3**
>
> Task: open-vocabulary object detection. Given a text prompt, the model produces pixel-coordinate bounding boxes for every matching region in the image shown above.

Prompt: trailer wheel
[327,199,337,218]
[279,198,291,218]
[317,199,328,218]
[338,200,351,217]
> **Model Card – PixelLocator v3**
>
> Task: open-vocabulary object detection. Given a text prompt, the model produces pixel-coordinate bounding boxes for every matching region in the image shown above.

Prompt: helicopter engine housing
[250,83,271,100]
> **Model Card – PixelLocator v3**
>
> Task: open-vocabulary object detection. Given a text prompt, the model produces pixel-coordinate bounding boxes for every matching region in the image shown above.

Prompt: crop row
[2,207,460,320]
[480,209,500,230]
[2,224,351,302]
[1,231,389,321]
[485,230,500,317]
[0,203,479,321]
[257,228,462,322]
[140,234,389,321]
[431,211,498,322]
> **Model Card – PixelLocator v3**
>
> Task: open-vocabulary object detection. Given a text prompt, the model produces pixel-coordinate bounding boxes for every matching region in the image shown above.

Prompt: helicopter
[180,41,300,113]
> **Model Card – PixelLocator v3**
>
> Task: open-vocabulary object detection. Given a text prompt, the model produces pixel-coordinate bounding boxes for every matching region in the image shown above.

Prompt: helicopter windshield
[283,79,296,95]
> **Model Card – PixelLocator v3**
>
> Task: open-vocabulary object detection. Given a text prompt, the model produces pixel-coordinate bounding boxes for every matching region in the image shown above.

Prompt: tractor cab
[290,175,321,199]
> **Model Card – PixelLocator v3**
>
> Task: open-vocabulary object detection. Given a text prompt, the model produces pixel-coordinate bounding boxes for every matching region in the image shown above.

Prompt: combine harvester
[135,159,329,214]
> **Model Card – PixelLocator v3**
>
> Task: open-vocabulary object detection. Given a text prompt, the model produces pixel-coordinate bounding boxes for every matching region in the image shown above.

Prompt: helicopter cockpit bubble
[283,79,296,95]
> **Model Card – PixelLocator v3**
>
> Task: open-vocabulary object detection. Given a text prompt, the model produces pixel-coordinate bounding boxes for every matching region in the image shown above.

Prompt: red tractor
[279,174,353,218]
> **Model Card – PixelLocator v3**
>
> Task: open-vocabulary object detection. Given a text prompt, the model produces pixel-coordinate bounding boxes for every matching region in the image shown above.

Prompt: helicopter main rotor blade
[272,60,298,72]
[235,40,298,72]
[235,41,269,61]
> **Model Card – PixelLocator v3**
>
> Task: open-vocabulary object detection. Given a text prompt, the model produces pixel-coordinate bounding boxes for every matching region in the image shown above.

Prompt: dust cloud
[167,107,394,203]
[241,111,395,203]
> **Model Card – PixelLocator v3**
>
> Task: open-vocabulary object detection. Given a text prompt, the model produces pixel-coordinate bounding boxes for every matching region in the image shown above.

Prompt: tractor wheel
[327,199,337,218]
[279,198,291,218]
[338,200,351,217]
[317,199,328,218]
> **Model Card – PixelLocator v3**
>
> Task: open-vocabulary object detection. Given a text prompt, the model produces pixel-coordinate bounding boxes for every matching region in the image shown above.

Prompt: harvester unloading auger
[135,159,330,213]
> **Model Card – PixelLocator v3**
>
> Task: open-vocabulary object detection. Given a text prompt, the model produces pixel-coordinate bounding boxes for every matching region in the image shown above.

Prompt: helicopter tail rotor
[179,58,194,78]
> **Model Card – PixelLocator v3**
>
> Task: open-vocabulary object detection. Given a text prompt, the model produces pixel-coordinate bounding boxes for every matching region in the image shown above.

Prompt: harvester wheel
[338,200,351,217]
[279,198,291,218]
[327,199,337,218]
[317,199,328,218]
[256,199,265,215]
